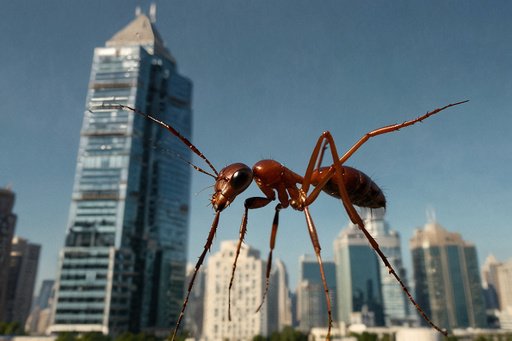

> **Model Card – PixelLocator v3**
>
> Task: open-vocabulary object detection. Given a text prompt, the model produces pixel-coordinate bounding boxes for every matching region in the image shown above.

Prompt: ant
[110,100,467,340]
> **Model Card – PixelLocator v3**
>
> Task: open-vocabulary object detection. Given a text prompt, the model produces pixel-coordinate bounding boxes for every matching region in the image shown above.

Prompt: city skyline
[2,1,512,294]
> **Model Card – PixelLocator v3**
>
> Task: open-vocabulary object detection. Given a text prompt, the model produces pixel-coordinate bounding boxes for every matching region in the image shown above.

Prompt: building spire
[149,3,157,23]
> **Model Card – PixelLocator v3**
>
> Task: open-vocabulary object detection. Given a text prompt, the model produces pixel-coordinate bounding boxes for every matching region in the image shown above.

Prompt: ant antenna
[107,103,219,177]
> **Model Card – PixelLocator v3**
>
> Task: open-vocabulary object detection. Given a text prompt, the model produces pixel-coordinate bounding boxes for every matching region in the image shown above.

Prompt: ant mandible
[112,100,468,340]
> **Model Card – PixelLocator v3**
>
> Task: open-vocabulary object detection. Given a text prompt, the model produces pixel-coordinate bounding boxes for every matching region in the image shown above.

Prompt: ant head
[212,163,253,212]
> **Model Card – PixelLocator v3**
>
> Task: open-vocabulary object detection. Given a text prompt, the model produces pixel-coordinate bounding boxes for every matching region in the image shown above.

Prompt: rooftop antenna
[149,3,157,23]
[135,6,142,16]
[426,206,436,223]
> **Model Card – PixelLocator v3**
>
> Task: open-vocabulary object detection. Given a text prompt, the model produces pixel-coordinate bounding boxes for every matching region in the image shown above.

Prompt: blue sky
[1,1,511,293]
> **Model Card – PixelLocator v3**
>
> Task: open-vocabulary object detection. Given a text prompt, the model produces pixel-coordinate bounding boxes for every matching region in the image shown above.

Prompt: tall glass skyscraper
[360,208,410,326]
[333,223,384,327]
[50,11,192,336]
[410,220,486,330]
[296,254,337,332]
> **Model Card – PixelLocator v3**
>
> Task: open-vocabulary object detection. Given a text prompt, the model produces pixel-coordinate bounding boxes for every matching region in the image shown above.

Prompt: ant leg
[228,197,273,321]
[338,101,468,165]
[256,203,283,313]
[304,207,333,340]
[303,132,448,336]
[171,212,220,341]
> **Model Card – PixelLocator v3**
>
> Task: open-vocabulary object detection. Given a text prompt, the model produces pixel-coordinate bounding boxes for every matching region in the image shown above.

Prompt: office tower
[410,220,487,330]
[183,266,205,339]
[26,279,55,335]
[496,258,512,329]
[361,208,410,326]
[202,241,268,340]
[4,237,41,325]
[50,9,192,336]
[267,259,293,333]
[35,280,56,311]
[296,254,337,332]
[0,187,17,322]
[481,254,501,327]
[334,223,384,327]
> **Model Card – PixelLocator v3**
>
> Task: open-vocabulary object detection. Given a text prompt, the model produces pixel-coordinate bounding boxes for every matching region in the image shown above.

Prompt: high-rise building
[0,187,17,322]
[410,220,487,330]
[202,241,268,340]
[4,237,41,325]
[183,266,205,339]
[296,254,337,332]
[49,9,192,336]
[25,279,55,335]
[361,208,410,326]
[267,258,293,333]
[333,223,384,327]
[481,254,501,327]
[495,258,512,329]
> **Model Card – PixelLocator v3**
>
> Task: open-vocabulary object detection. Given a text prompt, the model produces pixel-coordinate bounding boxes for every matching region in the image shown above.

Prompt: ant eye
[231,169,253,191]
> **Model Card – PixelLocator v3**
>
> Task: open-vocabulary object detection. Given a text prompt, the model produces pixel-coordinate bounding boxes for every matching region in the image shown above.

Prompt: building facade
[202,241,268,340]
[49,11,192,336]
[410,220,487,330]
[4,237,41,325]
[267,259,293,333]
[361,208,410,326]
[334,223,384,327]
[0,187,17,322]
[495,258,512,329]
[296,254,337,332]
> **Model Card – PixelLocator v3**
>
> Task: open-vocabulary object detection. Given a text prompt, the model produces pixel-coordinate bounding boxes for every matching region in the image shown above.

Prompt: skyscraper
[361,208,410,326]
[50,9,192,336]
[410,220,486,330]
[0,187,17,322]
[296,254,337,332]
[202,241,268,340]
[495,258,512,329]
[333,223,384,327]
[4,237,41,325]
[267,259,293,333]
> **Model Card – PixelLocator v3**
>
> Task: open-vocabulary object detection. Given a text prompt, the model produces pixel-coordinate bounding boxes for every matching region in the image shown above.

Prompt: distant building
[25,280,55,335]
[267,259,293,332]
[4,237,41,325]
[202,241,268,340]
[410,220,487,330]
[296,254,337,332]
[334,223,384,327]
[183,266,205,339]
[0,187,17,321]
[361,208,410,326]
[49,8,192,336]
[481,254,501,327]
[495,258,512,329]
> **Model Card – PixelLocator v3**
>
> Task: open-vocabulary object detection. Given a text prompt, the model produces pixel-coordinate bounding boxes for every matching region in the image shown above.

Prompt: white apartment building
[202,241,268,340]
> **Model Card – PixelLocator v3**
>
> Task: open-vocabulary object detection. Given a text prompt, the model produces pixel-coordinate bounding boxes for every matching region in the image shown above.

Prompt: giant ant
[109,100,467,340]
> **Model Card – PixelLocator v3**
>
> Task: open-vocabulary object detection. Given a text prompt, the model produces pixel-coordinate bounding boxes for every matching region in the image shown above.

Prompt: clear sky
[1,1,512,294]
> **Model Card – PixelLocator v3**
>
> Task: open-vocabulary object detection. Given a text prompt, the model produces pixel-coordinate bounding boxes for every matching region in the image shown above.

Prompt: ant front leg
[171,212,220,341]
[256,203,283,313]
[228,197,273,321]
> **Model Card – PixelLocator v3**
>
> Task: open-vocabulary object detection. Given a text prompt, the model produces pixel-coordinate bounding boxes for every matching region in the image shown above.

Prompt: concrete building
[202,241,268,340]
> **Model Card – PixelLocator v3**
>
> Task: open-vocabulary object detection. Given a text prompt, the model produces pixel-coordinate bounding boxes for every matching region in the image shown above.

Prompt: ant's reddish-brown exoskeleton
[109,100,467,340]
